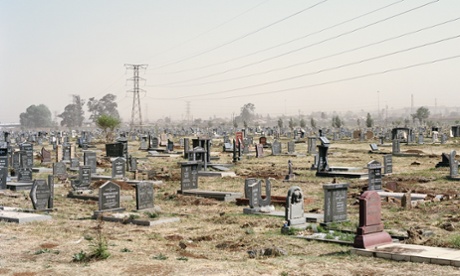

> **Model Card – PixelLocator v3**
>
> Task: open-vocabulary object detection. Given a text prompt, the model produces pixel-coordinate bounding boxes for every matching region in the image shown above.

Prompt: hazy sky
[1,0,460,123]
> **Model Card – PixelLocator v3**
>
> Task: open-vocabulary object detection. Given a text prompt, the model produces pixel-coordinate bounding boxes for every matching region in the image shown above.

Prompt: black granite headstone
[136,182,154,210]
[98,181,121,211]
[180,162,199,191]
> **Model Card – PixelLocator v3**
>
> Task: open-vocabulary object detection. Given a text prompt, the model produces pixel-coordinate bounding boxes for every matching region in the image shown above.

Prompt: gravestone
[0,167,7,189]
[259,137,267,146]
[48,174,54,208]
[62,143,71,161]
[12,151,20,172]
[401,191,411,210]
[160,133,167,146]
[284,160,295,181]
[41,148,51,164]
[383,154,393,175]
[106,143,124,157]
[392,139,400,154]
[180,162,199,191]
[53,162,67,180]
[151,137,159,148]
[136,182,154,210]
[435,153,450,168]
[418,134,424,144]
[0,146,8,169]
[235,132,244,147]
[129,156,138,172]
[167,139,174,152]
[98,181,124,212]
[17,168,33,182]
[72,166,91,190]
[243,179,272,214]
[450,150,459,179]
[183,138,190,159]
[30,179,51,210]
[287,141,295,154]
[255,144,264,158]
[20,143,34,168]
[283,186,306,229]
[369,144,378,152]
[139,136,148,150]
[323,183,349,224]
[70,158,80,169]
[354,191,392,249]
[316,136,330,173]
[367,160,382,191]
[307,137,317,154]
[441,134,447,144]
[111,157,126,179]
[84,151,97,173]
[271,140,281,156]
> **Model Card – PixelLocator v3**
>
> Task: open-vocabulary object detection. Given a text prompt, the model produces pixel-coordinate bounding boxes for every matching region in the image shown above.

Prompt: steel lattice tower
[125,64,148,130]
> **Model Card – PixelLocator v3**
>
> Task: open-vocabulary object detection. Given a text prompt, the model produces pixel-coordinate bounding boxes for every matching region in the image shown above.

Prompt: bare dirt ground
[1,137,460,275]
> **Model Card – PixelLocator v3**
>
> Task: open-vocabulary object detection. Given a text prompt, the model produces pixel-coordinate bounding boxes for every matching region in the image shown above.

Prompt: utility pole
[125,64,148,131]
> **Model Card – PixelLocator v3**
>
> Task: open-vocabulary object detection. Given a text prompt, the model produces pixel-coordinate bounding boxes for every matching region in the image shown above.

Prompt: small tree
[96,114,121,142]
[411,106,430,125]
[366,113,374,128]
[331,115,343,128]
[300,118,306,128]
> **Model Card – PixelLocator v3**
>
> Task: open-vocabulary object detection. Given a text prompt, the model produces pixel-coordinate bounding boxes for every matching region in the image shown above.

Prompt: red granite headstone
[354,191,392,249]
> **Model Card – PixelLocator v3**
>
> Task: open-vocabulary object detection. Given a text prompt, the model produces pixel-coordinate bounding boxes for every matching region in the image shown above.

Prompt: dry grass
[1,137,460,275]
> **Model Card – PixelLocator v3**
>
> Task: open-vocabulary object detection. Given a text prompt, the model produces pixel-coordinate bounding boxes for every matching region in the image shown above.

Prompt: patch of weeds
[152,253,168,260]
[129,214,140,220]
[449,235,460,248]
[120,248,132,253]
[34,248,51,255]
[73,218,111,262]
[316,225,327,233]
[176,256,188,261]
[280,272,289,276]
[84,235,93,241]
[281,227,300,236]
[245,228,255,235]
[72,251,87,262]
[324,232,335,240]
[145,212,159,219]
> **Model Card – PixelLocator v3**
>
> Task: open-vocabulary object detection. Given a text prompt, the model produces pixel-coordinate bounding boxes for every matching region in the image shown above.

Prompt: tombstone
[62,143,71,161]
[317,136,330,172]
[180,162,199,191]
[0,167,7,190]
[223,142,233,152]
[242,143,249,154]
[369,144,378,152]
[53,162,68,180]
[139,136,148,150]
[40,148,51,164]
[55,144,63,162]
[441,134,447,144]
[232,139,238,163]
[259,137,267,146]
[383,154,393,175]
[367,160,382,191]
[151,136,159,148]
[255,144,264,158]
[183,138,190,159]
[353,191,392,249]
[111,157,126,179]
[323,183,349,224]
[450,150,459,179]
[418,134,424,144]
[307,137,317,154]
[20,143,34,168]
[392,139,400,154]
[284,160,295,181]
[159,133,168,146]
[167,139,174,152]
[30,179,51,210]
[287,141,295,154]
[72,166,92,190]
[129,156,138,172]
[379,136,384,145]
[106,143,124,157]
[70,158,80,169]
[135,182,154,210]
[243,179,272,214]
[192,138,211,163]
[283,186,307,230]
[12,151,20,172]
[0,146,8,170]
[84,151,97,173]
[48,174,54,208]
[98,181,124,212]
[271,140,281,156]
[235,131,244,147]
[401,191,412,210]
[17,168,33,182]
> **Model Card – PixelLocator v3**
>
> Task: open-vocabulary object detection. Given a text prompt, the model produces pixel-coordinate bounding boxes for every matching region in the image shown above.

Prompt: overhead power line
[153,0,439,87]
[149,0,328,71]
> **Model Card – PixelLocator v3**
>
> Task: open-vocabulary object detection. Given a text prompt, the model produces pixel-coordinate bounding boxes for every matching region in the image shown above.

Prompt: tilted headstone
[353,191,392,249]
[41,147,51,164]
[30,179,51,210]
[98,181,123,212]
[135,182,154,210]
[369,144,378,152]
[367,160,382,191]
[383,154,393,175]
[111,157,126,179]
[323,183,349,223]
[180,162,199,191]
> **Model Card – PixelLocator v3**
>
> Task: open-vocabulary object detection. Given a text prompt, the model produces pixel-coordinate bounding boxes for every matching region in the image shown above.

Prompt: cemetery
[2,128,460,275]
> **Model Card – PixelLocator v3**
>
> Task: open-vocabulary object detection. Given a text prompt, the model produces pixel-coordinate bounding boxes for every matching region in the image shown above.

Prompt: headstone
[259,137,267,146]
[167,139,174,152]
[235,132,244,147]
[353,191,392,249]
[105,143,124,157]
[84,151,97,173]
[20,143,34,168]
[244,179,272,214]
[72,166,92,190]
[369,144,378,152]
[12,151,20,172]
[441,134,447,144]
[392,139,400,154]
[129,156,138,172]
[317,136,330,172]
[183,138,189,159]
[151,137,159,148]
[98,181,123,212]
[367,160,382,191]
[287,141,295,154]
[180,162,199,191]
[0,146,8,169]
[418,134,424,144]
[139,136,148,150]
[111,157,126,179]
[53,162,67,180]
[285,160,295,181]
[450,150,459,178]
[48,174,54,208]
[323,183,349,223]
[40,148,51,164]
[62,143,71,161]
[401,191,411,210]
[307,137,317,154]
[135,182,154,210]
[271,140,281,155]
[383,154,393,175]
[0,167,7,189]
[70,158,80,169]
[29,179,51,210]
[159,133,167,146]
[285,186,305,227]
[255,144,264,158]
[17,168,33,182]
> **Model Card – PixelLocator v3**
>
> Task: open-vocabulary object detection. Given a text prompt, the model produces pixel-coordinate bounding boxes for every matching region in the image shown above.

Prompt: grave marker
[383,154,393,175]
[30,179,51,210]
[111,157,126,179]
[98,181,124,212]
[0,167,7,189]
[84,151,97,173]
[136,182,154,210]
[323,183,349,223]
[180,162,199,191]
[284,186,306,228]
[367,160,382,191]
[53,162,67,180]
[41,148,51,164]
[271,140,281,155]
[17,168,33,182]
[255,144,264,158]
[392,139,400,154]
[287,141,295,154]
[450,150,459,178]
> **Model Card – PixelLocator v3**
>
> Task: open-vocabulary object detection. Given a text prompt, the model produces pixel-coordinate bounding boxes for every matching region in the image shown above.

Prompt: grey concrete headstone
[367,160,382,190]
[136,182,154,210]
[323,183,349,223]
[30,179,50,210]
